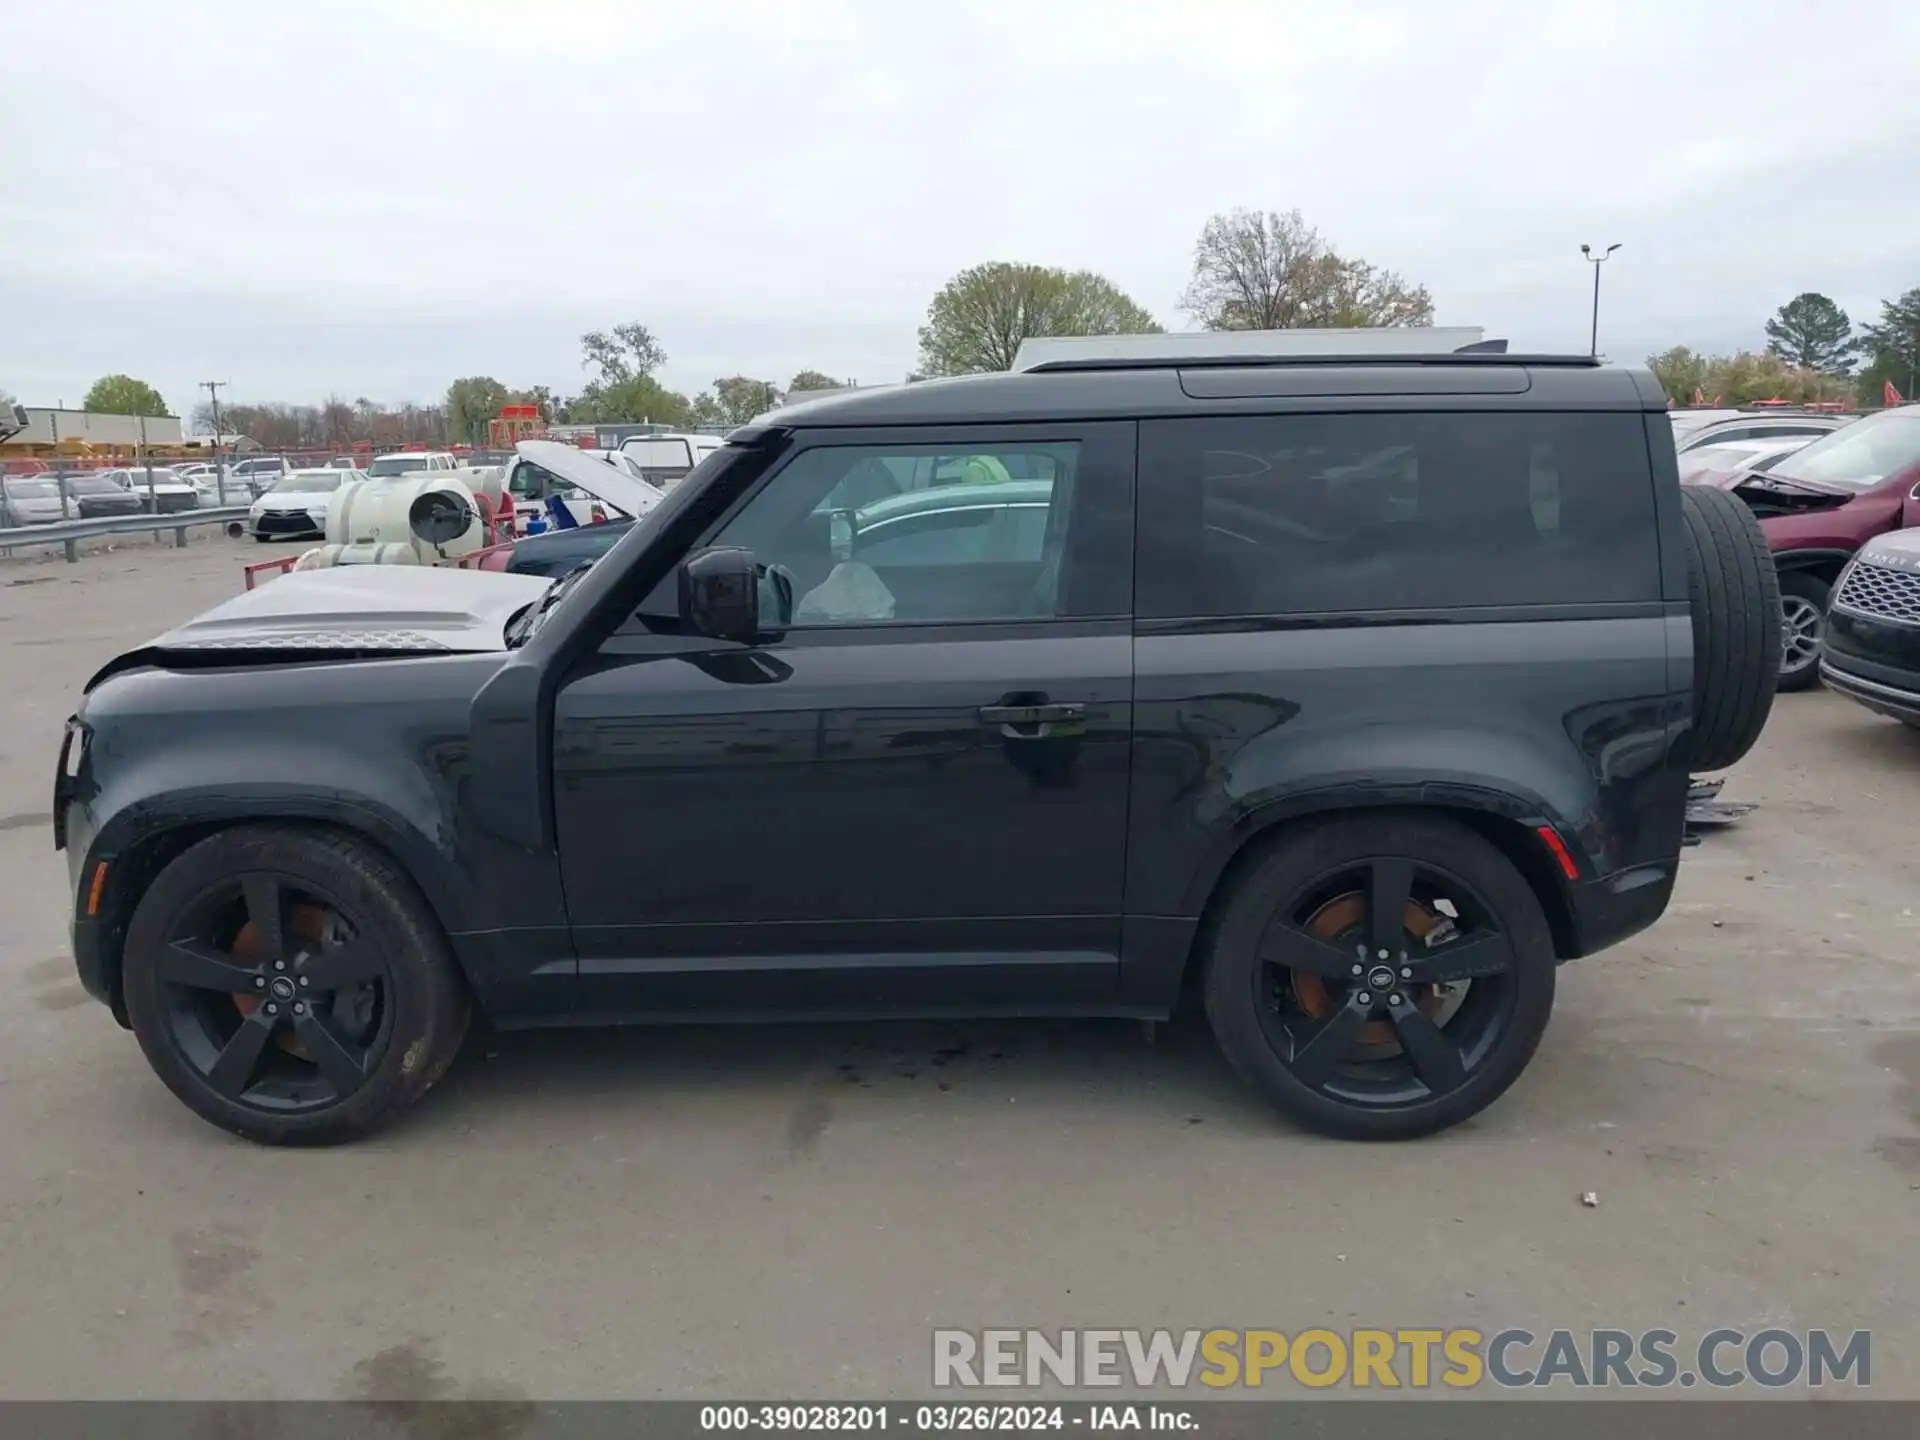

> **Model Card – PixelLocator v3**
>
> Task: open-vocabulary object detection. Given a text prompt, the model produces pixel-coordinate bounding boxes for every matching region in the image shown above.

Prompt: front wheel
[1203,813,1557,1140]
[1777,572,1830,692]
[121,826,469,1145]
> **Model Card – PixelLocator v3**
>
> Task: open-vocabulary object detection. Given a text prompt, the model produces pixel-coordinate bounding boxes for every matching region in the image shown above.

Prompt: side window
[708,441,1082,625]
[1137,412,1660,618]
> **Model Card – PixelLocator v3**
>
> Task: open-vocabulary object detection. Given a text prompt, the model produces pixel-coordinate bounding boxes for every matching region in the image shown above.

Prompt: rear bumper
[1563,862,1678,959]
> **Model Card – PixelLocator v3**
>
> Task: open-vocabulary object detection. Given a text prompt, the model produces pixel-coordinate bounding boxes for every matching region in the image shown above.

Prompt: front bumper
[54,721,118,1017]
[1821,659,1920,724]
[251,510,322,537]
[1822,606,1920,724]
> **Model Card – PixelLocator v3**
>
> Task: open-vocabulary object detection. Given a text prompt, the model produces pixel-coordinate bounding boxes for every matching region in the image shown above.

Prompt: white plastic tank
[295,542,423,570]
[327,474,492,561]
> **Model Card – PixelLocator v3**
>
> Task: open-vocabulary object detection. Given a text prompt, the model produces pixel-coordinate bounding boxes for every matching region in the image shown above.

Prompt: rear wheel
[1203,813,1556,1140]
[122,826,468,1146]
[1776,572,1829,692]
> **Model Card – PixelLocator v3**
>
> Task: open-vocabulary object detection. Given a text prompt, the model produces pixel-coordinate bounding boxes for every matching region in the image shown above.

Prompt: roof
[764,357,1666,430]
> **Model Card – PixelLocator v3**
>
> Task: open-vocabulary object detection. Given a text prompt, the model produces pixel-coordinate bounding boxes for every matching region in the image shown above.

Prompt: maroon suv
[1689,405,1920,689]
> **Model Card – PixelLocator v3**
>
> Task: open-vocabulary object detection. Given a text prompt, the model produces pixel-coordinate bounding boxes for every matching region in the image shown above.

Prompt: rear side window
[1136,412,1659,618]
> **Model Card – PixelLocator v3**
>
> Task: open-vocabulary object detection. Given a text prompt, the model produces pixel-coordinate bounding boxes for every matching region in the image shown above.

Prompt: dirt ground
[1,539,1916,1401]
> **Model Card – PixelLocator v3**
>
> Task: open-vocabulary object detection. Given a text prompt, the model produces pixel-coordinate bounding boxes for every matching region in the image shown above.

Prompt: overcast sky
[6,0,1919,416]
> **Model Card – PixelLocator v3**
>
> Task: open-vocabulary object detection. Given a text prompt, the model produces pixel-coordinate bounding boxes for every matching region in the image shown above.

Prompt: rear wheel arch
[1174,800,1578,1005]
[1196,807,1559,1138]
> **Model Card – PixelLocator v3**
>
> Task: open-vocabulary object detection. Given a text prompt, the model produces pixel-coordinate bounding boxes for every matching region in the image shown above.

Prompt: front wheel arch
[91,817,467,1025]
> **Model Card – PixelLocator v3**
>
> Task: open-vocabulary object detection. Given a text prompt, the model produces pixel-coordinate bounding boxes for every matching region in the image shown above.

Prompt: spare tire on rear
[1681,484,1781,771]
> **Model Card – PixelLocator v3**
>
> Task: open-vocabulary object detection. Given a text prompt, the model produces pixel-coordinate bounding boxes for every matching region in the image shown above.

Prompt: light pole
[1580,243,1621,356]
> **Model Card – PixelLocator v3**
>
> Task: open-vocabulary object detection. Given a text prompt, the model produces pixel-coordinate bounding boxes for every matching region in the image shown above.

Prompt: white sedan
[247,470,349,541]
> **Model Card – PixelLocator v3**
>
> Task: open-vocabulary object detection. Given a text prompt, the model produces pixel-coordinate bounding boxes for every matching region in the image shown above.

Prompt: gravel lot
[1,539,1916,1402]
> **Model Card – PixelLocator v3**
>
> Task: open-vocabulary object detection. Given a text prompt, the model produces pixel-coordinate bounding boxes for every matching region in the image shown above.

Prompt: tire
[1202,812,1556,1140]
[1681,485,1782,771]
[1776,571,1830,693]
[122,825,469,1145]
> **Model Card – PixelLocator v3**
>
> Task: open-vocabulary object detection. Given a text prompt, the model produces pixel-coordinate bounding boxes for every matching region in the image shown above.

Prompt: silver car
[1674,412,1852,452]
[1,475,81,526]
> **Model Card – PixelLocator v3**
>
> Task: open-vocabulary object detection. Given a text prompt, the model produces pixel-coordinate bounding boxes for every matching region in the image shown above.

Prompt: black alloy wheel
[1204,813,1556,1140]
[154,872,390,1113]
[122,826,469,1145]
[1251,856,1515,1108]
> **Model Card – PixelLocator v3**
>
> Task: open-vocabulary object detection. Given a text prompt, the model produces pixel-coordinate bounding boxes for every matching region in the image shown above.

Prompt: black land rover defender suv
[54,349,1781,1145]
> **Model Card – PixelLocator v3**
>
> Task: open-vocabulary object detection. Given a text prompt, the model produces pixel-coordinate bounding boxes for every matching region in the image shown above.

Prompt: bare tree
[1181,209,1433,330]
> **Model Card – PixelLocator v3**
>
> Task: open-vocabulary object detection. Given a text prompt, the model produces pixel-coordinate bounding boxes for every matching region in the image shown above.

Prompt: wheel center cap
[1366,966,1396,992]
[268,976,296,1002]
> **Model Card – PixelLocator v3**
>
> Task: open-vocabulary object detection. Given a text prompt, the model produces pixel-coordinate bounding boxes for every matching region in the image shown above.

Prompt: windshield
[63,475,125,495]
[269,474,342,494]
[1770,410,1920,490]
[4,479,59,499]
[366,454,435,477]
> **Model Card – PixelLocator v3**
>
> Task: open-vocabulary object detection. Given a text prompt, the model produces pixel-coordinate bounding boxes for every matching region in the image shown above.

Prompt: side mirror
[408,488,476,550]
[679,546,760,644]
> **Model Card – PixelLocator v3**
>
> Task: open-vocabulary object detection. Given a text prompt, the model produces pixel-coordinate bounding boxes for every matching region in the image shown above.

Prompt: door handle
[978,701,1086,737]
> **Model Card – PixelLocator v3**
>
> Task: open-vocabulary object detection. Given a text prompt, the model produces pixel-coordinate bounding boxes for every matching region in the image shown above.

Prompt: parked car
[1668,408,1746,440]
[364,451,462,478]
[173,464,249,505]
[54,344,1783,1146]
[246,469,349,540]
[96,467,201,514]
[1690,403,1920,689]
[1674,410,1852,453]
[1,475,81,526]
[1821,528,1920,727]
[501,444,659,537]
[1676,437,1810,483]
[58,472,146,519]
[616,431,723,488]
[227,456,291,495]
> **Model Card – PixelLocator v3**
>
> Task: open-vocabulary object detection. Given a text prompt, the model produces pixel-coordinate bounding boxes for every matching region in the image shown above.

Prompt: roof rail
[1011,326,1503,372]
[1023,351,1600,374]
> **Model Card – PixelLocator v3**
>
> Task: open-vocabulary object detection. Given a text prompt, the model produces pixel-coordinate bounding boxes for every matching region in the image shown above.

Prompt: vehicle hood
[131,566,551,662]
[254,491,337,509]
[516,438,658,518]
[1692,466,1854,514]
[1856,528,1920,569]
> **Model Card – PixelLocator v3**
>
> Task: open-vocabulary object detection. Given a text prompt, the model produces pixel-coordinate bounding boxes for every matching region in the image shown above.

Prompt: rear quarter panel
[1128,615,1685,910]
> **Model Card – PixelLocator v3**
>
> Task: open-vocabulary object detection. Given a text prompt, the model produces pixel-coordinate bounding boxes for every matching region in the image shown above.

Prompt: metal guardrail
[0,506,252,563]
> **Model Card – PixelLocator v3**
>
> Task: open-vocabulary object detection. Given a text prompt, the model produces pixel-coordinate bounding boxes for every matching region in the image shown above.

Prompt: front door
[552,422,1137,1018]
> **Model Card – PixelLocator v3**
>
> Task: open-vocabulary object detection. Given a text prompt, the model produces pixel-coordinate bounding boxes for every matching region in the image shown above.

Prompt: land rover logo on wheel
[269,976,296,1001]
[1367,966,1396,992]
